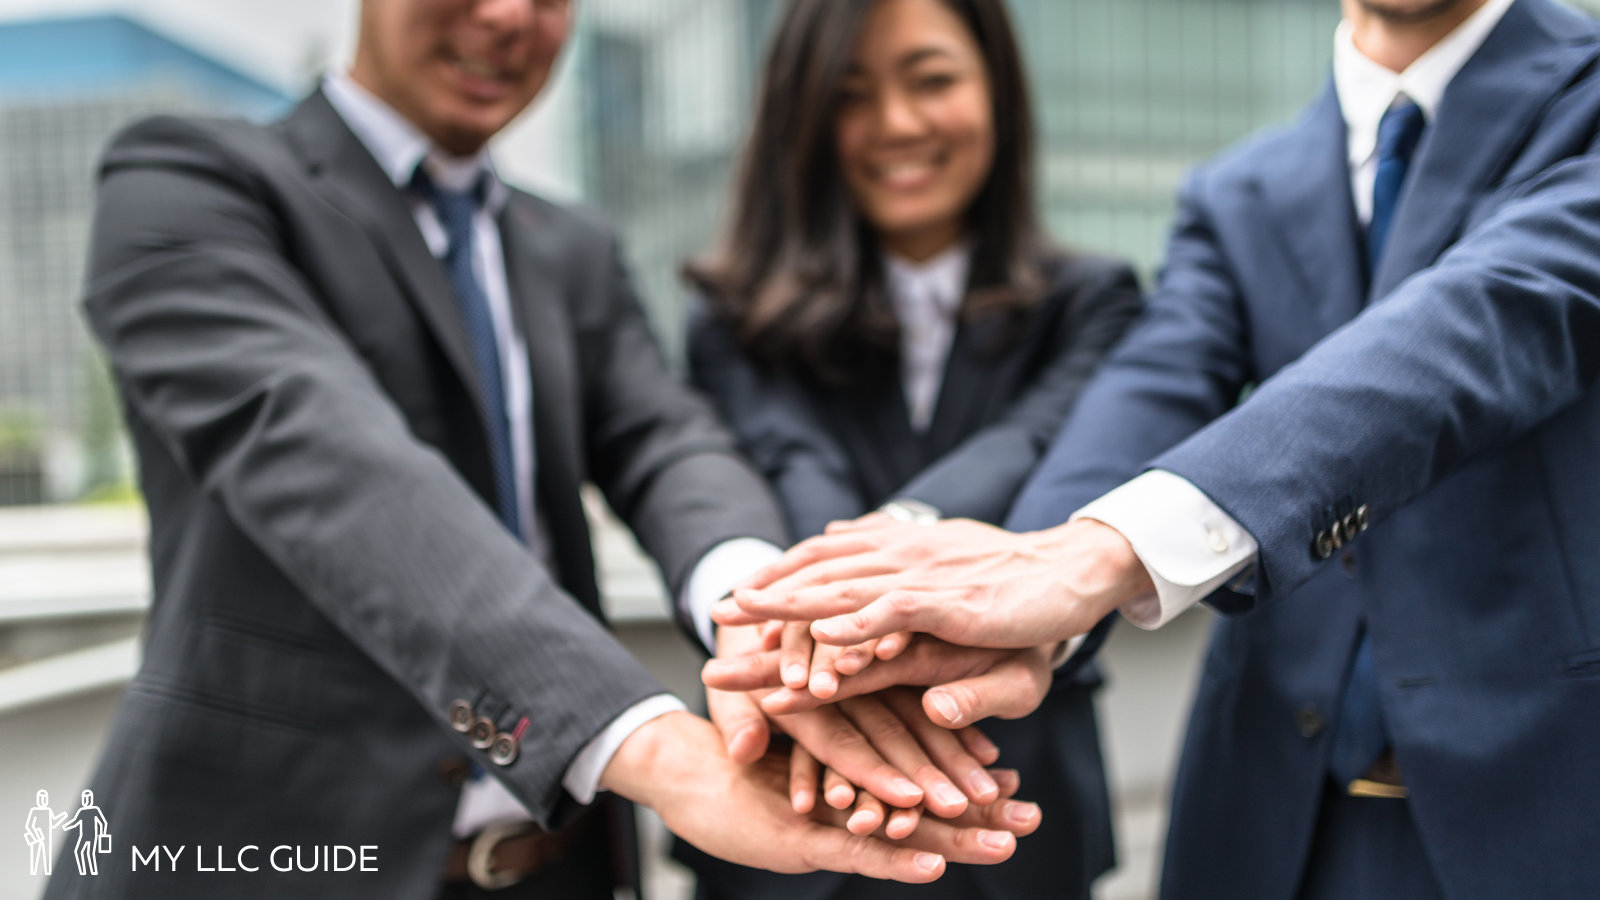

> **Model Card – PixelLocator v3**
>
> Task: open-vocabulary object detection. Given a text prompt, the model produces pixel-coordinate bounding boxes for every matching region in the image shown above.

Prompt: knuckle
[887,592,920,616]
[865,715,910,743]
[829,724,871,752]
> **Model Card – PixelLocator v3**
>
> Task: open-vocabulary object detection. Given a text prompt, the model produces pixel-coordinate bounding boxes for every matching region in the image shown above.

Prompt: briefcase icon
[97,833,111,855]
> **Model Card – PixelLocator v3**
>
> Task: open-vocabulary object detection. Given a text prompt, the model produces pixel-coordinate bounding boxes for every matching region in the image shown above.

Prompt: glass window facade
[2,1,1598,507]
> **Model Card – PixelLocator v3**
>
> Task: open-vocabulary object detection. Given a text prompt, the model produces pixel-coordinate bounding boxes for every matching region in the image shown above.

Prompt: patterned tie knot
[411,164,491,253]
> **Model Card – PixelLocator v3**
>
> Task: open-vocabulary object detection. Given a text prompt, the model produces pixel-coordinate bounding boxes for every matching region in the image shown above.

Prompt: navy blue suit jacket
[1007,2,1600,898]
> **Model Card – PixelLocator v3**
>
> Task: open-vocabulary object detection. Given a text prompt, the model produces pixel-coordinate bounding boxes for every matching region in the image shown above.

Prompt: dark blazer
[1008,2,1600,898]
[681,255,1143,900]
[47,90,785,899]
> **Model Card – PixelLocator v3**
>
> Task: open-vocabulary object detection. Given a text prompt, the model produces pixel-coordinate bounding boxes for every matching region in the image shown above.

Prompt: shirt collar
[1333,0,1513,171]
[884,239,973,319]
[322,72,508,214]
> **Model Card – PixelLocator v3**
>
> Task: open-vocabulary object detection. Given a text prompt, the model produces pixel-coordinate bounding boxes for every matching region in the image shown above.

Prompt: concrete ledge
[0,637,140,716]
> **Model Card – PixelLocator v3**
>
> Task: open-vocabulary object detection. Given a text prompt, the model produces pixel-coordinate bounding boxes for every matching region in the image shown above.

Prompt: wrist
[1037,519,1154,617]
[599,710,702,805]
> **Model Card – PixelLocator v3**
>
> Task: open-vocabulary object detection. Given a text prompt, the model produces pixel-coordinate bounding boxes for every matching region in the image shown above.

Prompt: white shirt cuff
[561,694,687,805]
[1071,469,1258,630]
[682,538,785,651]
[1049,633,1088,668]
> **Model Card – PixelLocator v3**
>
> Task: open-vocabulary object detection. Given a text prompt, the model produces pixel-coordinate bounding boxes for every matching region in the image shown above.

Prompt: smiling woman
[832,0,996,264]
[679,1,1146,898]
[686,0,1061,386]
[348,0,573,156]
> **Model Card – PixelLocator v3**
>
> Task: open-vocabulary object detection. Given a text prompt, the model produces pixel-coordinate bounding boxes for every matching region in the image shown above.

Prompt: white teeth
[877,160,938,184]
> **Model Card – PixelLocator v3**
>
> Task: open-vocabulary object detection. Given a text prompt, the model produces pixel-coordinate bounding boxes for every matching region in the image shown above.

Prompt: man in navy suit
[724,0,1600,896]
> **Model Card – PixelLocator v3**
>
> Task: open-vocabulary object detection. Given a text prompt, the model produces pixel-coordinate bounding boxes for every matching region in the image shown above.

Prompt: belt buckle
[467,820,538,890]
[1346,751,1408,799]
[1347,777,1409,799]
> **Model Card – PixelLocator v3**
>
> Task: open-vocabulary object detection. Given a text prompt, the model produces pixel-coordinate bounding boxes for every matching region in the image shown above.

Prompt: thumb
[707,688,771,764]
[921,653,1051,728]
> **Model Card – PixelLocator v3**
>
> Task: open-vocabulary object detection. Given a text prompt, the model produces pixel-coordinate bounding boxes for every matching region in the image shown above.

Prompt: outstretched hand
[717,517,1151,650]
[707,635,1055,727]
[708,626,1007,813]
[601,711,1023,882]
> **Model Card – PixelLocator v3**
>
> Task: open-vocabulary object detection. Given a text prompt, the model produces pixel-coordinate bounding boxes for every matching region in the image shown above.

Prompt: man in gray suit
[48,1,1024,897]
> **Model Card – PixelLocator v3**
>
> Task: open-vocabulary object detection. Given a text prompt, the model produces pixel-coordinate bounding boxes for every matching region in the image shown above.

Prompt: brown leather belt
[443,820,576,890]
[1347,749,1407,799]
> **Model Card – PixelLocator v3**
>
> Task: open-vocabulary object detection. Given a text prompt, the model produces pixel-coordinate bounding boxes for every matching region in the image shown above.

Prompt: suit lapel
[281,91,492,430]
[498,195,599,610]
[1374,0,1590,297]
[1255,84,1368,334]
[845,361,920,493]
[921,315,1000,462]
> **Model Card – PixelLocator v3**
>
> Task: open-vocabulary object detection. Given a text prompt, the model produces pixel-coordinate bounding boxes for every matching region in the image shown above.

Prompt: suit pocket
[1564,649,1600,679]
[126,679,328,738]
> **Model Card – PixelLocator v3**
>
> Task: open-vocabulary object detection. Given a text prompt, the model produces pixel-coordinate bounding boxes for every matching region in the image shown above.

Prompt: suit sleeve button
[1312,531,1335,560]
[469,717,498,750]
[1356,504,1371,531]
[489,733,521,767]
[449,700,476,733]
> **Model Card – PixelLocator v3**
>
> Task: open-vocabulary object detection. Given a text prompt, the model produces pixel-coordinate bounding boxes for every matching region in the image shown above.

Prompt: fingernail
[712,598,741,619]
[928,690,963,726]
[848,810,876,833]
[967,769,998,799]
[1005,801,1040,827]
[915,853,942,873]
[932,783,966,807]
[809,671,837,695]
[891,777,923,800]
[784,664,807,686]
[827,786,855,809]
[977,830,1013,851]
[812,620,842,640]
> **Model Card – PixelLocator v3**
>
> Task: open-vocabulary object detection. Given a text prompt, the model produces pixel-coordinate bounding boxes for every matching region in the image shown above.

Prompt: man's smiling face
[350,0,573,155]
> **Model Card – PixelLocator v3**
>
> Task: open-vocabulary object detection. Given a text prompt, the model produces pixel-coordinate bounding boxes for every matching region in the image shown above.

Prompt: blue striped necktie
[414,167,524,540]
[1329,97,1425,787]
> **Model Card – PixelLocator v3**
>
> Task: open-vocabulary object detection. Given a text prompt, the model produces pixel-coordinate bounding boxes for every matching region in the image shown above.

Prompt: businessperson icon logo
[24,789,111,877]
[24,790,67,876]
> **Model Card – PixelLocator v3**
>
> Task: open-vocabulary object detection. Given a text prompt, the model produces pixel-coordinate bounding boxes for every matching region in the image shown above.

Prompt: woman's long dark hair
[686,0,1056,384]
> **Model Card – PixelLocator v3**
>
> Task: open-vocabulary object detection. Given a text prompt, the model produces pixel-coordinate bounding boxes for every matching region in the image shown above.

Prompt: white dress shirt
[1074,0,1513,630]
[882,243,1092,663]
[322,74,778,832]
[884,241,972,431]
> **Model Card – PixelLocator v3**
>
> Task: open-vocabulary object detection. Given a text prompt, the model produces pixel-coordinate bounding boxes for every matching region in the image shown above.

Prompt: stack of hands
[619,512,1148,883]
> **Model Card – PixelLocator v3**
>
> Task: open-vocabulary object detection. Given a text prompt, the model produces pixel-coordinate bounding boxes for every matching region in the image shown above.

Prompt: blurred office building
[569,0,1347,350]
[0,14,289,508]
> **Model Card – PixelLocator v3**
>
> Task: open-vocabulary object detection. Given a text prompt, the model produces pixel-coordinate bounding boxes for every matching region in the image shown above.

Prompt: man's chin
[1354,0,1475,25]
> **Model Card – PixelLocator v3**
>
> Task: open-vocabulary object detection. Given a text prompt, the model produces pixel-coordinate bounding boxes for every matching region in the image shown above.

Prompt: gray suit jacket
[47,90,785,899]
